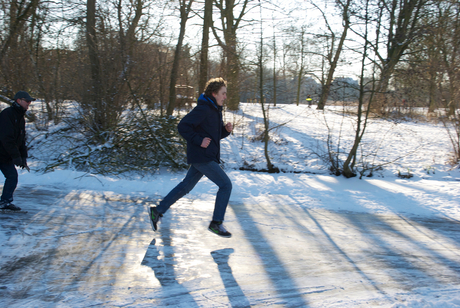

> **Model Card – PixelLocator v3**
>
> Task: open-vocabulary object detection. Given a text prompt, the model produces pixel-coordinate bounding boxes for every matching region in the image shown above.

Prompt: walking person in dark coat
[0,91,35,212]
[148,78,234,237]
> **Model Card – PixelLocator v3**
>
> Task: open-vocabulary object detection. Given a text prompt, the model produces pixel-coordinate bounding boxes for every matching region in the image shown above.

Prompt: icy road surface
[1,184,460,307]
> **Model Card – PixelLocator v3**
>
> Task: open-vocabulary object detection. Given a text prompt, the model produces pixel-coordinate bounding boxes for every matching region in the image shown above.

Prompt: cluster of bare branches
[29,108,187,175]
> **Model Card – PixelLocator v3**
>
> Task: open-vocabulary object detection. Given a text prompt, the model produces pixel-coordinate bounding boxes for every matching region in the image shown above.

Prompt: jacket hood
[197,93,222,111]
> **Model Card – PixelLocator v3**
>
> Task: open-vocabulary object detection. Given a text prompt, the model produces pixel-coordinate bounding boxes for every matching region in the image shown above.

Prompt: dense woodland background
[0,0,459,176]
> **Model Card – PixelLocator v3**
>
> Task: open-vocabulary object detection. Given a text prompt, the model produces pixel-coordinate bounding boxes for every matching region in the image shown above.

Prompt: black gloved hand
[21,157,28,169]
[12,157,22,167]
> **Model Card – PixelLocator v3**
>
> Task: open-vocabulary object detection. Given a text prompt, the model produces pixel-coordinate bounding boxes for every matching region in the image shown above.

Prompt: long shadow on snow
[343,211,460,288]
[141,213,199,307]
[313,176,460,282]
[274,200,393,300]
[232,202,310,307]
[210,248,251,308]
[286,179,460,291]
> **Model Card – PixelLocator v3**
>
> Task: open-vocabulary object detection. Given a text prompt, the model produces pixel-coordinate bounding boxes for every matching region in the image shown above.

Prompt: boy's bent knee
[220,180,232,192]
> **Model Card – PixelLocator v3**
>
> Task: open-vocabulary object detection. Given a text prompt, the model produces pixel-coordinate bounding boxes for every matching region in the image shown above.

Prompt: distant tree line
[1,0,458,119]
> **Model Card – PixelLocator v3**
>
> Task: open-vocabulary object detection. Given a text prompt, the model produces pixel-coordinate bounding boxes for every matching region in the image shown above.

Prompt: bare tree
[436,0,460,117]
[320,0,381,178]
[117,0,146,79]
[27,2,66,125]
[166,0,194,116]
[372,0,429,113]
[279,38,295,104]
[86,0,105,132]
[0,0,40,62]
[295,26,306,106]
[257,5,275,172]
[434,0,460,163]
[211,0,253,110]
[199,0,212,93]
[314,0,352,110]
[0,0,40,98]
[341,0,375,178]
[271,27,278,106]
[278,25,305,105]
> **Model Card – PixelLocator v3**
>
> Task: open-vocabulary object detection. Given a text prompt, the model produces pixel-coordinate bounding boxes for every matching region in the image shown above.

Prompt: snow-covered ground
[1,103,459,307]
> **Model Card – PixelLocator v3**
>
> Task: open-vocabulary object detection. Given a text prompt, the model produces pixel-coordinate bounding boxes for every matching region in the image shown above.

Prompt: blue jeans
[0,162,18,203]
[157,161,232,222]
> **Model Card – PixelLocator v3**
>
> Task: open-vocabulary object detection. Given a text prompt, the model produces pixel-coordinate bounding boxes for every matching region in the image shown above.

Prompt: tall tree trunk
[199,0,212,93]
[342,0,373,178]
[296,28,305,106]
[316,0,351,110]
[167,0,194,116]
[118,0,143,74]
[86,0,104,131]
[225,39,240,110]
[117,0,144,114]
[212,0,250,110]
[374,0,427,114]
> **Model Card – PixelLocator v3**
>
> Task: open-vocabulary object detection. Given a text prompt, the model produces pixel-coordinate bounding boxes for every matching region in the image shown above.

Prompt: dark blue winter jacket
[178,94,230,164]
[0,102,27,163]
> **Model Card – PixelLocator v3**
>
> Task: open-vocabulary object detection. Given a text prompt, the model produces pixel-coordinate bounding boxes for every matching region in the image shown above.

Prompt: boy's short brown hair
[204,77,227,97]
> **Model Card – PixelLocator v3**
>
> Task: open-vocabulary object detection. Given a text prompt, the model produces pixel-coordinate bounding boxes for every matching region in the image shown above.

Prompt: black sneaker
[148,206,162,231]
[0,201,21,211]
[208,221,232,238]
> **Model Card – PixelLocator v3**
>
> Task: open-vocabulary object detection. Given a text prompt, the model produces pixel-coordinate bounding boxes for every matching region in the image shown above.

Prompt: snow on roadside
[18,102,460,221]
[221,103,458,179]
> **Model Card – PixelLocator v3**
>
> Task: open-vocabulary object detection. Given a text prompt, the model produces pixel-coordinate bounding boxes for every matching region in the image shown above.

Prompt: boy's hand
[225,122,233,133]
[201,137,211,148]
